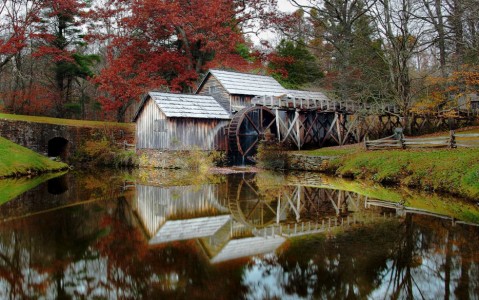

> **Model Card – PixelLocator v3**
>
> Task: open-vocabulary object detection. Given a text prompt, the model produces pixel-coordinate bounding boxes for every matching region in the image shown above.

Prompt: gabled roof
[286,89,330,101]
[210,236,286,264]
[134,92,231,121]
[196,69,287,97]
[149,215,231,245]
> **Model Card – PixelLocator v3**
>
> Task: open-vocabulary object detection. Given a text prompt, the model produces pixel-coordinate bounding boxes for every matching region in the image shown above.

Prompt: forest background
[0,0,477,123]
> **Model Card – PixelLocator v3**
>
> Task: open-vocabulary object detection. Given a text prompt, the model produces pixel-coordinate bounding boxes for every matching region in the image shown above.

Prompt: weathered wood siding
[231,94,254,110]
[136,98,168,149]
[134,184,227,237]
[167,118,229,150]
[136,97,229,150]
[197,75,231,112]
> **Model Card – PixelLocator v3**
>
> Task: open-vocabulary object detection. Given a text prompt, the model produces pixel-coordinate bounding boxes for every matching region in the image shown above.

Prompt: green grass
[317,147,479,200]
[0,113,134,129]
[288,127,479,200]
[0,172,67,204]
[0,137,68,177]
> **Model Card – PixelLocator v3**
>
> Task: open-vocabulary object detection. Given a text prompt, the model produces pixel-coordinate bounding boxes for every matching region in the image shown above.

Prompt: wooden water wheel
[227,176,276,228]
[228,106,277,158]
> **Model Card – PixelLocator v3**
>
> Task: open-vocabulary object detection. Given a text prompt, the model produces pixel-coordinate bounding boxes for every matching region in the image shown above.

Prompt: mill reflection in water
[0,171,478,299]
[134,173,473,266]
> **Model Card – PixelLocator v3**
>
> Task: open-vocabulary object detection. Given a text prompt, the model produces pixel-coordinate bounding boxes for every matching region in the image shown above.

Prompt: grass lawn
[0,113,134,130]
[0,137,68,178]
[292,127,479,200]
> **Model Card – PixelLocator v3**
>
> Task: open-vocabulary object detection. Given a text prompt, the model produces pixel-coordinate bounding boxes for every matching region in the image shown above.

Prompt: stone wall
[286,153,334,172]
[137,149,221,169]
[0,119,135,162]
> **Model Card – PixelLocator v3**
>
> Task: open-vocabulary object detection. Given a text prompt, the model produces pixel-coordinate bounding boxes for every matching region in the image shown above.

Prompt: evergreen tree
[34,0,99,117]
[269,39,323,89]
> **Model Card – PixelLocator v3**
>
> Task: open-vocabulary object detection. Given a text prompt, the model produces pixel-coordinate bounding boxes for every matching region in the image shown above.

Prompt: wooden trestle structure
[228,95,401,158]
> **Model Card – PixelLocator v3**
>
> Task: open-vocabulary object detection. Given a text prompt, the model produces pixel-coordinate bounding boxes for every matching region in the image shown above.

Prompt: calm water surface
[0,170,478,299]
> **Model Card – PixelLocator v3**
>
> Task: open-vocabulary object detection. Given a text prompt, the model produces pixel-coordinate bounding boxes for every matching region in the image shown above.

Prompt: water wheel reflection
[228,176,278,228]
[226,175,381,236]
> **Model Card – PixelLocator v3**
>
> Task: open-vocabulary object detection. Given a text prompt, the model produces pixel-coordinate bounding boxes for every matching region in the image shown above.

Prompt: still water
[0,170,478,299]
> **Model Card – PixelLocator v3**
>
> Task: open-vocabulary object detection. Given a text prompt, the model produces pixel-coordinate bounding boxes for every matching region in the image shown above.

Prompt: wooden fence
[365,130,479,150]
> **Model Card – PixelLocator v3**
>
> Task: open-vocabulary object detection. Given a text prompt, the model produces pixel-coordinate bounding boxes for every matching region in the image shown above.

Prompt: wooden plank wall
[133,184,226,237]
[167,118,229,151]
[136,98,166,149]
[136,98,230,150]
[197,75,231,112]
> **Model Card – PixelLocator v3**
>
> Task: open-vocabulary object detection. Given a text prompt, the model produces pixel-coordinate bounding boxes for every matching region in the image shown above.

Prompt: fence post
[450,130,456,148]
[394,128,405,149]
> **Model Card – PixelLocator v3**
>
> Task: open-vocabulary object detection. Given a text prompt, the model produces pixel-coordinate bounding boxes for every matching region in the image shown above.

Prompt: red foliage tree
[92,0,276,122]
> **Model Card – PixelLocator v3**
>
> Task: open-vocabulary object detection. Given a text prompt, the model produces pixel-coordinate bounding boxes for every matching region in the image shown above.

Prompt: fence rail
[365,130,479,150]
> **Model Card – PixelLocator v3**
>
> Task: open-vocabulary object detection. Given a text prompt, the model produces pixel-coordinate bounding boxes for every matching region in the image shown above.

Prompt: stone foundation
[286,153,336,172]
[136,149,222,169]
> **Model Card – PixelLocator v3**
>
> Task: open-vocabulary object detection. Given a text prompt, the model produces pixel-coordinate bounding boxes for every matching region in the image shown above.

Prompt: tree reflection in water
[0,170,478,299]
[241,215,479,300]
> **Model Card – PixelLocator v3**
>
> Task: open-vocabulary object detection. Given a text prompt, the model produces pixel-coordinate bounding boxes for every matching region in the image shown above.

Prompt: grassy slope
[297,128,479,200]
[0,137,68,177]
[0,113,134,129]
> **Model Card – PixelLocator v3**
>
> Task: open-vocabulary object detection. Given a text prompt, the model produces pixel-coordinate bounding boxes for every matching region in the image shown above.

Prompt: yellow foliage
[83,139,110,157]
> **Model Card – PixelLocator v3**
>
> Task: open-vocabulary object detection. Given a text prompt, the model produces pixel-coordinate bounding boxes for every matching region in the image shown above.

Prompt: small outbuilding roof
[197,69,287,97]
[134,92,231,121]
[286,89,330,101]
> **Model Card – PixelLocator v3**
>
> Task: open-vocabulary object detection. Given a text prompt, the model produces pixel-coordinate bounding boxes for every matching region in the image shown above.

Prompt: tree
[269,39,323,89]
[0,0,44,113]
[288,0,378,101]
[275,3,389,104]
[370,0,429,128]
[93,0,275,122]
[30,0,100,117]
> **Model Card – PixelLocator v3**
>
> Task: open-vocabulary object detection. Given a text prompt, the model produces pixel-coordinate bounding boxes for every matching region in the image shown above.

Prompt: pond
[0,169,478,299]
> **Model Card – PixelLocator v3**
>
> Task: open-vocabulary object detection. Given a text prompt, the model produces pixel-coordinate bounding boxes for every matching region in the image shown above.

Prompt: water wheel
[227,175,276,228]
[228,106,276,158]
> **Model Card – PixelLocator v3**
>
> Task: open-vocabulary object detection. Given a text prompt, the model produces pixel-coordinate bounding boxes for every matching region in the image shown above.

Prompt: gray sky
[251,0,303,47]
[277,0,297,12]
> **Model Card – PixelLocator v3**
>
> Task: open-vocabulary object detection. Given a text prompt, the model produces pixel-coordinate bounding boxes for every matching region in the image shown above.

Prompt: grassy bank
[0,137,68,178]
[301,145,479,200]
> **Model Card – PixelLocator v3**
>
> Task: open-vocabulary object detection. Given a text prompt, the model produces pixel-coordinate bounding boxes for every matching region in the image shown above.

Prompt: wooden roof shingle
[286,89,330,101]
[150,92,231,119]
[134,92,231,121]
[197,69,287,97]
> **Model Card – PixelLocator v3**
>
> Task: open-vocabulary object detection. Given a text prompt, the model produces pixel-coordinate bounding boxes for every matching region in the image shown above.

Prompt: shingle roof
[149,92,231,119]
[200,69,288,96]
[286,89,330,101]
[149,215,231,245]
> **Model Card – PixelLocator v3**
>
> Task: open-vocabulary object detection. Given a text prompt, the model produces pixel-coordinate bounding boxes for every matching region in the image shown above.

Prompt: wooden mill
[195,69,400,159]
[227,91,400,159]
[135,69,402,158]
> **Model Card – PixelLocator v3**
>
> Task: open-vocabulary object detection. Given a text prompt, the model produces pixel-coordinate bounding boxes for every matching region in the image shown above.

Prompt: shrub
[256,141,288,170]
